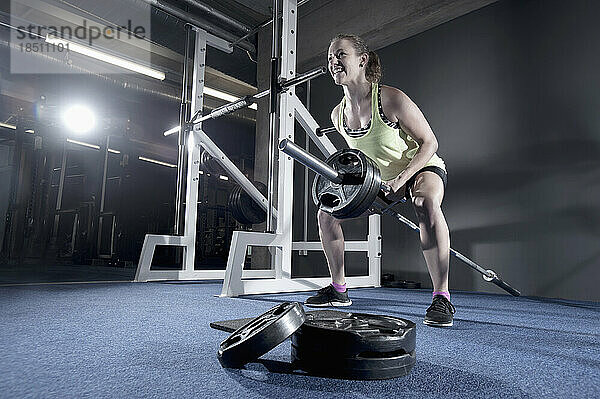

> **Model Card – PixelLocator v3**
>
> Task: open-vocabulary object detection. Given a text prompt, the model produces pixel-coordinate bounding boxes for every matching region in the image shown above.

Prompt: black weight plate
[345,157,382,218]
[313,174,364,216]
[230,182,265,225]
[330,150,368,185]
[233,185,245,223]
[238,182,267,224]
[228,186,240,223]
[200,150,222,175]
[234,186,250,225]
[331,152,374,218]
[218,302,306,368]
[208,158,222,175]
[236,187,252,225]
[336,156,377,218]
[313,149,383,219]
[229,186,249,225]
[384,280,422,289]
[313,150,369,218]
[312,150,366,213]
[291,311,416,355]
[356,156,382,217]
[334,150,372,217]
[292,345,416,380]
[250,182,268,223]
[227,186,236,219]
[200,150,212,173]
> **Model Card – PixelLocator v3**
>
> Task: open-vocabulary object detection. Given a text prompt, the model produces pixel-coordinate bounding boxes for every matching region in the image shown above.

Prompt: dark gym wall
[300,0,600,301]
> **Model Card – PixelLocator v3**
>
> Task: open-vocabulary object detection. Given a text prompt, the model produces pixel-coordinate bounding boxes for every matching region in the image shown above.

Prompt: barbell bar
[279,139,391,194]
[315,126,338,137]
[278,138,521,296]
[190,66,327,124]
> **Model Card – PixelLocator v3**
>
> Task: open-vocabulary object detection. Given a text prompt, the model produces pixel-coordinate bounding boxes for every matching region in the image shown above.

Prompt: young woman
[305,34,455,327]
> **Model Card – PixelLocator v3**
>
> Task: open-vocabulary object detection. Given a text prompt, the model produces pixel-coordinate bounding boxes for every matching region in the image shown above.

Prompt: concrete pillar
[250,24,275,268]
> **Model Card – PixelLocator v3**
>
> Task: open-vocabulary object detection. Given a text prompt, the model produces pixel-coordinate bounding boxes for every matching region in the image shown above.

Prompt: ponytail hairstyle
[330,34,382,83]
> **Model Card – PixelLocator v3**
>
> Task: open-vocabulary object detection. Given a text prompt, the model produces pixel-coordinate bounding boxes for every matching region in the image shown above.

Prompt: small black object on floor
[380,274,422,289]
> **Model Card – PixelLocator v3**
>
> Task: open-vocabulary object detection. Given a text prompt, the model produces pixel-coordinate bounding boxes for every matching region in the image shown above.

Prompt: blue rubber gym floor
[1,281,598,398]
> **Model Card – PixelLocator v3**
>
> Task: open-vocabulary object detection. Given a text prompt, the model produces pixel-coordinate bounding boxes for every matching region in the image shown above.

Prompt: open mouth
[331,65,345,75]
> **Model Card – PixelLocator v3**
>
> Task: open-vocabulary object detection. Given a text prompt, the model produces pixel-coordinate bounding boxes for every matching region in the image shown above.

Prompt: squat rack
[135,0,383,295]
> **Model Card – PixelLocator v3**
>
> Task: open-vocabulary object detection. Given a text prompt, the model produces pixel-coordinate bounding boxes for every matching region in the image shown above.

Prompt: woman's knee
[412,195,440,220]
[317,210,340,230]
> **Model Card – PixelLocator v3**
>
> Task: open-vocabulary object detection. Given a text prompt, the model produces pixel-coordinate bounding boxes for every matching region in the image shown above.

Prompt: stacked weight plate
[312,149,382,219]
[200,150,223,175]
[228,182,267,225]
[218,302,306,368]
[216,306,417,380]
[291,311,416,380]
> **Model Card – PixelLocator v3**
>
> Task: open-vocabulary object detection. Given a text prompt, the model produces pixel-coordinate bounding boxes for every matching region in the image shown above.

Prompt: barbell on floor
[279,139,521,296]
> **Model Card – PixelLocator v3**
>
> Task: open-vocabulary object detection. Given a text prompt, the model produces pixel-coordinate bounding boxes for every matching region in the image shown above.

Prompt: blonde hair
[330,34,382,83]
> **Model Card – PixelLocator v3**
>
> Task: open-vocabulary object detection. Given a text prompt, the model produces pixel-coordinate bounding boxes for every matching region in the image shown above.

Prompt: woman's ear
[361,53,369,67]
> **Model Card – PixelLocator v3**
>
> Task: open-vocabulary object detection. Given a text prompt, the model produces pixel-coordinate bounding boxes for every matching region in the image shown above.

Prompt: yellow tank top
[335,83,446,181]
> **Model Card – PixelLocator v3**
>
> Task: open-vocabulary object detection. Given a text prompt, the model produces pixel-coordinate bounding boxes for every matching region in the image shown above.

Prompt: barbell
[279,139,391,219]
[278,138,521,296]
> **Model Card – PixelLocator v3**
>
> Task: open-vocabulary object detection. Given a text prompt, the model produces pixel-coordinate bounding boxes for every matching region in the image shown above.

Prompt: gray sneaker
[305,284,352,307]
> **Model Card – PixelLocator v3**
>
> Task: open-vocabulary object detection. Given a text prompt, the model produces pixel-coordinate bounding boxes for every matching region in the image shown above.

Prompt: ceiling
[2,0,500,84]
[1,0,499,146]
[295,0,499,70]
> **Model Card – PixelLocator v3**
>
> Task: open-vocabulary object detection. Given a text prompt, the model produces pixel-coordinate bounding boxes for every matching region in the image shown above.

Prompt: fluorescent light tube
[46,35,165,81]
[0,122,17,130]
[138,156,176,168]
[66,138,100,150]
[163,125,180,136]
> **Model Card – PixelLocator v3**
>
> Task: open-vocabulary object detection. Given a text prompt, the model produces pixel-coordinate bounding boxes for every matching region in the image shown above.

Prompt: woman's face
[328,39,367,85]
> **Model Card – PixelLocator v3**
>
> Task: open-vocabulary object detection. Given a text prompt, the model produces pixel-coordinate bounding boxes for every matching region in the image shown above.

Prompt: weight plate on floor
[292,345,416,380]
[291,311,416,355]
[218,302,306,368]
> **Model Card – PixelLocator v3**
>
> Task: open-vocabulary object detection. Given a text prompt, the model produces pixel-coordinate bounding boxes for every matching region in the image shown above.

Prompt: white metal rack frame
[135,0,381,296]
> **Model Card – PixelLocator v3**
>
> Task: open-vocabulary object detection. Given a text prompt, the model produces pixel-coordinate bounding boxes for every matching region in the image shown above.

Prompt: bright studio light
[63,105,96,134]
